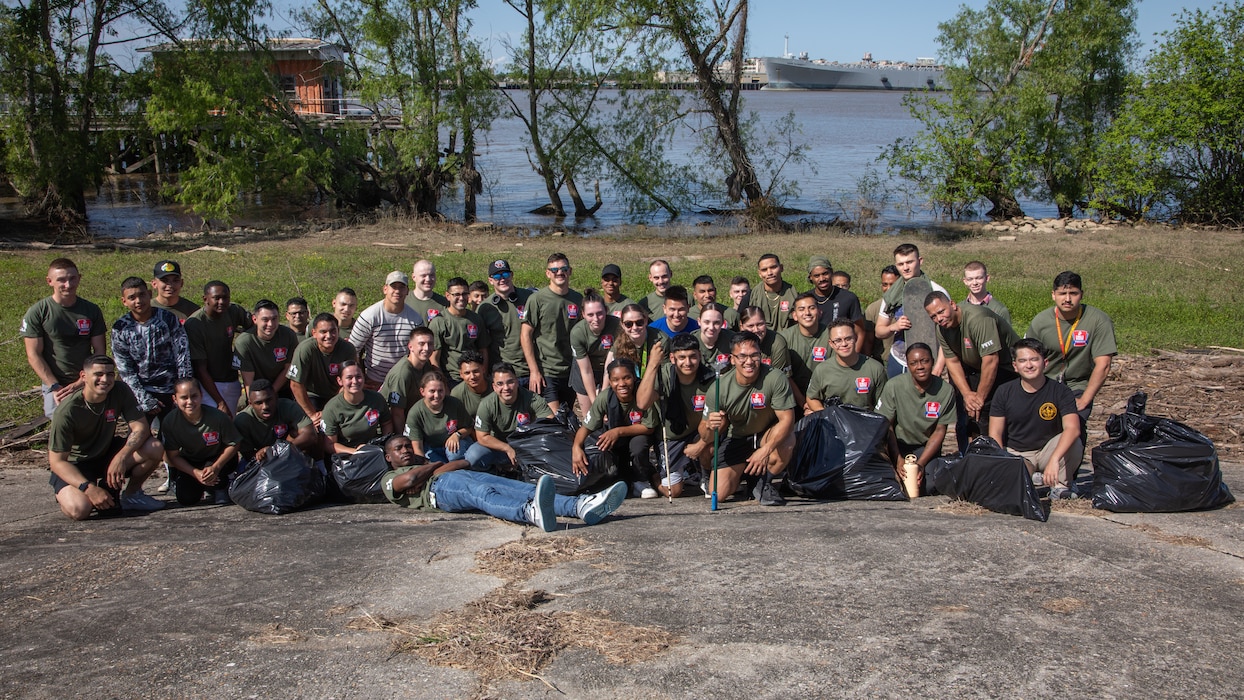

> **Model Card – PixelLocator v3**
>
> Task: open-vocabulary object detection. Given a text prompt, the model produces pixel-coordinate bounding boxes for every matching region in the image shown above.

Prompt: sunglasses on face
[547,266,570,274]
[622,320,645,328]
[492,272,512,280]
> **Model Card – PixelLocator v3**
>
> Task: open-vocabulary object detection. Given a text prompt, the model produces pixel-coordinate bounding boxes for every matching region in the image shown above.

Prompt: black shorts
[569,365,604,396]
[716,434,762,468]
[49,436,128,495]
[539,375,574,406]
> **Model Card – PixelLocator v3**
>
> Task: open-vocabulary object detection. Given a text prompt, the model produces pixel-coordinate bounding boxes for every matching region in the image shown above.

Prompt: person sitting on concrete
[636,334,716,499]
[473,362,555,468]
[322,361,394,455]
[233,379,319,465]
[988,339,1084,499]
[381,436,628,532]
[699,331,797,506]
[162,377,243,506]
[405,370,494,469]
[573,359,658,499]
[874,343,958,495]
[47,354,165,519]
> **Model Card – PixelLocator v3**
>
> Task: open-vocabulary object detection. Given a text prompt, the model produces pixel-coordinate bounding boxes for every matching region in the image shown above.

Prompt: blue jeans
[429,471,581,521]
[425,438,496,470]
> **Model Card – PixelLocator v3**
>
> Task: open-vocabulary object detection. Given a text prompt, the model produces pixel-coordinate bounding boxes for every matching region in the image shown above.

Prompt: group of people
[24,242,1116,524]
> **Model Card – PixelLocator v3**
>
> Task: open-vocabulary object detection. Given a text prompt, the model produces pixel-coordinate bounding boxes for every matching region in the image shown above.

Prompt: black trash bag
[229,442,325,515]
[331,445,392,503]
[511,418,618,496]
[787,404,907,501]
[1092,392,1234,513]
[930,437,1047,521]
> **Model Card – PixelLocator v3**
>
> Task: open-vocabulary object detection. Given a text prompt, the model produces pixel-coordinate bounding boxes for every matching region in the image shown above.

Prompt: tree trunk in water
[985,192,1024,220]
[564,174,602,217]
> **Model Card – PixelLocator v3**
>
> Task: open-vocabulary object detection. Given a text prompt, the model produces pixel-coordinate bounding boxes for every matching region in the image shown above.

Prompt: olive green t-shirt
[286,338,358,402]
[378,357,428,414]
[758,330,791,375]
[874,375,958,447]
[321,390,391,448]
[428,310,491,380]
[704,365,796,439]
[48,385,144,462]
[694,328,735,371]
[936,303,1019,372]
[606,296,638,316]
[1024,304,1118,392]
[523,287,584,380]
[21,296,107,385]
[779,324,833,390]
[751,282,799,331]
[233,399,312,456]
[451,381,491,418]
[639,291,666,321]
[404,397,473,449]
[407,292,450,325]
[161,405,241,466]
[479,288,533,377]
[654,364,713,440]
[570,316,623,380]
[152,297,200,323]
[963,294,1012,328]
[185,304,253,383]
[806,354,889,410]
[233,325,300,385]
[473,389,552,438]
[382,466,439,510]
[581,389,658,432]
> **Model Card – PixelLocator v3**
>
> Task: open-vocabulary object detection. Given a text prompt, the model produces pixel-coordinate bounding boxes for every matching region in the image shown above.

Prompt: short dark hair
[757,253,781,267]
[664,285,689,305]
[492,362,518,381]
[49,258,78,273]
[606,357,637,377]
[252,299,279,314]
[408,326,434,342]
[692,275,715,288]
[285,296,308,310]
[312,312,338,329]
[882,265,900,277]
[121,276,146,292]
[446,277,469,291]
[668,333,700,354]
[737,305,765,325]
[468,280,489,295]
[1012,337,1046,357]
[83,354,115,371]
[336,287,357,297]
[419,369,449,388]
[173,376,199,393]
[829,318,856,332]
[905,342,933,360]
[731,330,762,353]
[458,350,485,367]
[249,379,274,396]
[923,291,951,307]
[832,271,851,283]
[204,280,229,295]
[1053,271,1083,290]
[729,276,751,287]
[794,291,818,306]
[894,243,920,258]
[547,252,569,265]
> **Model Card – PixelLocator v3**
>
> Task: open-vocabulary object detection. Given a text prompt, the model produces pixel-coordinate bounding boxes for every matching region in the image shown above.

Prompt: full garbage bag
[1092,392,1234,512]
[229,442,324,515]
[787,403,907,500]
[929,437,1047,521]
[511,417,618,496]
[331,444,392,503]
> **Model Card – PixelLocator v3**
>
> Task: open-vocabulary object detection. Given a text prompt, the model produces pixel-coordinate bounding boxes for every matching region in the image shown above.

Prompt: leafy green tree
[884,0,1135,219]
[1092,2,1244,225]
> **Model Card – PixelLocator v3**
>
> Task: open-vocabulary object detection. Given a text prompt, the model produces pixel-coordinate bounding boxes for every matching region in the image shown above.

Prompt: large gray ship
[759,50,944,91]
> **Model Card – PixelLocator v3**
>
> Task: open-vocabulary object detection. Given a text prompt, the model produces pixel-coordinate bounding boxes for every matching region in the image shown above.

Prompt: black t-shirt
[990,378,1079,452]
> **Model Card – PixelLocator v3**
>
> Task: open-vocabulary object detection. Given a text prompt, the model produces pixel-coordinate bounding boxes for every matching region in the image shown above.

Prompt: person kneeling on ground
[381,436,627,532]
[874,343,958,496]
[162,377,243,506]
[233,379,320,467]
[988,338,1084,499]
[47,354,165,520]
[636,335,716,499]
[699,331,796,506]
[572,358,658,499]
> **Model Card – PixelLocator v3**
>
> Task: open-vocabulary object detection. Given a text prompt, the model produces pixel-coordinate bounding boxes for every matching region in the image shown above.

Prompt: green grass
[2,222,1241,427]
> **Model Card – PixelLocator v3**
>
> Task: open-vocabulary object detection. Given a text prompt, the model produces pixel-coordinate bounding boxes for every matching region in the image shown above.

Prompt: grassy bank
[2,221,1241,426]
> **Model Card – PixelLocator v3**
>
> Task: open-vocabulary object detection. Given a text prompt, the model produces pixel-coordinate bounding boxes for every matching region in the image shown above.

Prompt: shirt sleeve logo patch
[365,409,380,426]
[389,391,402,405]
[203,431,220,446]
[750,392,767,409]
[1072,330,1089,347]
[76,318,92,335]
[855,377,871,393]
[445,419,458,433]
[924,401,941,419]
[231,355,242,370]
[812,346,827,362]
[273,347,287,361]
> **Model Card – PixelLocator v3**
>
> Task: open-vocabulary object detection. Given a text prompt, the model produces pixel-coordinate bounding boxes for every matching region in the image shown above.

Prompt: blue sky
[458,0,1211,67]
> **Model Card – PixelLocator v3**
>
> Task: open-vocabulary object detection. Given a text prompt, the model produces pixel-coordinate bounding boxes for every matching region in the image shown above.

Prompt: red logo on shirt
[750,392,767,409]
[226,327,234,339]
[329,363,341,376]
[1072,330,1089,347]
[104,408,116,422]
[203,431,220,446]
[924,401,941,419]
[567,303,579,319]
[812,346,827,362]
[446,419,458,434]
[693,394,706,411]
[779,300,790,312]
[716,353,730,366]
[600,334,614,349]
[365,409,380,426]
[516,412,530,426]
[427,309,440,319]
[273,347,288,361]
[761,358,772,366]
[76,318,92,335]
[517,305,526,320]
[628,410,643,424]
[963,338,974,349]
[467,323,478,339]
[856,377,871,393]
[273,424,288,438]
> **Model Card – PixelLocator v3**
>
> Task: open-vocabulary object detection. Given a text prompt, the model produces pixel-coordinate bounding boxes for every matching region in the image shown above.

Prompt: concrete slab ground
[1,459,1241,699]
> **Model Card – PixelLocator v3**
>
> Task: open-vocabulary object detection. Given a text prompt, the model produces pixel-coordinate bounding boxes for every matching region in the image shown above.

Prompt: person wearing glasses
[521,253,583,412]
[699,331,797,506]
[479,260,534,383]
[606,303,659,378]
[428,277,491,384]
[805,319,888,412]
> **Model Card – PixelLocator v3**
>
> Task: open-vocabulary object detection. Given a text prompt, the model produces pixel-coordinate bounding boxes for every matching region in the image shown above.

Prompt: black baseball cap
[488,259,512,276]
[153,260,182,279]
[601,264,622,278]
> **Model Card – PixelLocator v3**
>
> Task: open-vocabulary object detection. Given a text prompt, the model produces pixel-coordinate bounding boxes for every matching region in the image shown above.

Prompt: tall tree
[883,0,1135,219]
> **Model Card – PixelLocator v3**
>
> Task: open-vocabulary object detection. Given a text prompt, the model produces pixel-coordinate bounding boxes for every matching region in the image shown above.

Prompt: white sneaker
[640,487,659,499]
[631,481,649,498]
[577,482,627,525]
[156,465,171,493]
[701,481,712,499]
[121,491,166,512]
[524,475,556,532]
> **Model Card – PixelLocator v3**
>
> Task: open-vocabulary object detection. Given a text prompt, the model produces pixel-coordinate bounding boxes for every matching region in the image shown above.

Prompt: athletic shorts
[716,434,762,468]
[49,436,128,498]
[538,375,574,406]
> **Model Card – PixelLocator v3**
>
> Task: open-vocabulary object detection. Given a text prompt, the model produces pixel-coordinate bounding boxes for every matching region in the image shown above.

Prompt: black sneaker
[753,475,786,506]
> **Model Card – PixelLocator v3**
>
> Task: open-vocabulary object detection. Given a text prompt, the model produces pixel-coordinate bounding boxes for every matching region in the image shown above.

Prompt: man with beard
[806,256,864,351]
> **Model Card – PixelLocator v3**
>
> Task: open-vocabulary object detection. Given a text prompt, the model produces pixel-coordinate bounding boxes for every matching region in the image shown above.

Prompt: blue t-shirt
[649,317,700,339]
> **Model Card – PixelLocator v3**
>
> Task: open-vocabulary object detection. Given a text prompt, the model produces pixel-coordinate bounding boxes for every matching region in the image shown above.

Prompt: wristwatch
[77,481,91,492]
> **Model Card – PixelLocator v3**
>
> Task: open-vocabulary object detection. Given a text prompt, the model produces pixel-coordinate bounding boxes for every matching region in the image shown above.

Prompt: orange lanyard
[1054,306,1084,358]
